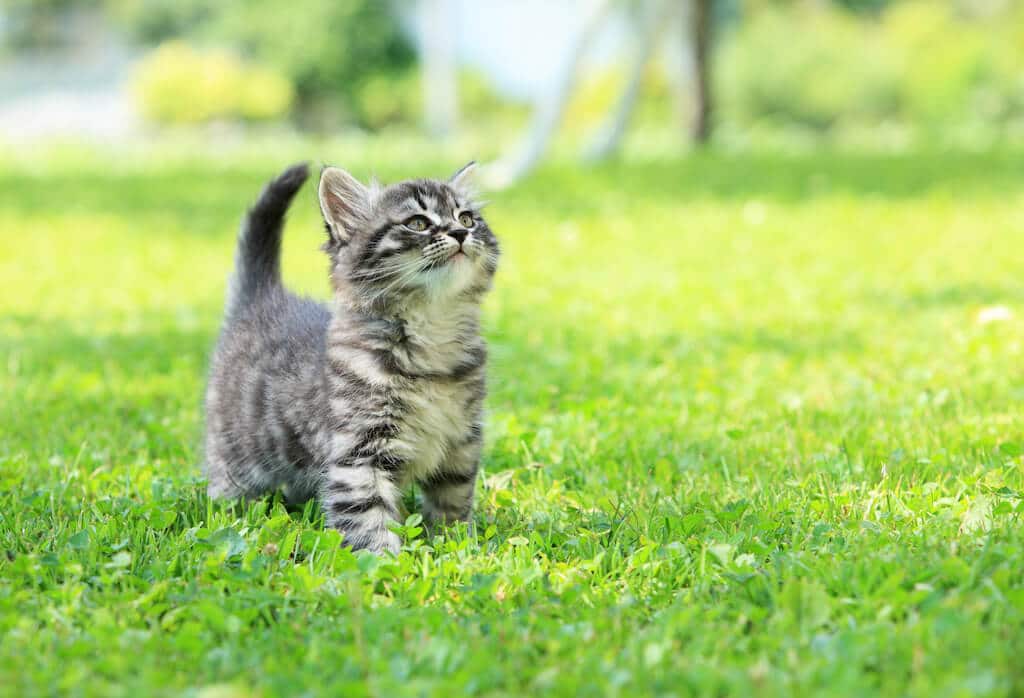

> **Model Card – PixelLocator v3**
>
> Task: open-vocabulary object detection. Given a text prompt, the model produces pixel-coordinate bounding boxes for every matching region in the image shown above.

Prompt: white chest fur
[393,304,480,483]
[328,301,482,483]
[396,378,472,482]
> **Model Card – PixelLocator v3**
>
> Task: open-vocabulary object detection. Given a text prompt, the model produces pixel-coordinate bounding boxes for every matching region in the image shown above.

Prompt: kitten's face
[319,164,499,307]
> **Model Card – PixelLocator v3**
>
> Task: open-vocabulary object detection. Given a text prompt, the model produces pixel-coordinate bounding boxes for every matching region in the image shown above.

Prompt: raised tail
[226,162,310,315]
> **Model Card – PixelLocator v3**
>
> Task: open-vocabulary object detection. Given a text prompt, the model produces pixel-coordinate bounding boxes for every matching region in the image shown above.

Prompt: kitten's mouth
[423,250,468,271]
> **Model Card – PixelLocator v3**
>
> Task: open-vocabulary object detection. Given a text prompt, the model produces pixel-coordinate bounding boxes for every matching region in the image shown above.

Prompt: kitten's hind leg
[204,432,279,502]
[419,436,481,531]
[281,480,318,507]
[205,455,274,501]
[206,467,245,500]
[205,444,251,499]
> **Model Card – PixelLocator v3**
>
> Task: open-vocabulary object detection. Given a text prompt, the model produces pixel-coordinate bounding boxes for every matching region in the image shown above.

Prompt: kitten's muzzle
[448,230,468,245]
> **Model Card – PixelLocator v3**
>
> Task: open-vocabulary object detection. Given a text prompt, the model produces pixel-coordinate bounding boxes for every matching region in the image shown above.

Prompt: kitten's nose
[448,230,467,245]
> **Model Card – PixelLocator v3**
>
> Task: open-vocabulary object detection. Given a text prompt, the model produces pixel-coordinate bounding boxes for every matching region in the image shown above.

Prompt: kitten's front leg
[419,431,481,530]
[321,459,403,555]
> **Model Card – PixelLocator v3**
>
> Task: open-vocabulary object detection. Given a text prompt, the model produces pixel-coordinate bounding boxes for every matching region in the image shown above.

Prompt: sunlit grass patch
[1,149,1023,696]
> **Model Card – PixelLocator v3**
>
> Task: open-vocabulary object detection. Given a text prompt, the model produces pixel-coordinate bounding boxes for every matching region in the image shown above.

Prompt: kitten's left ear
[448,161,477,193]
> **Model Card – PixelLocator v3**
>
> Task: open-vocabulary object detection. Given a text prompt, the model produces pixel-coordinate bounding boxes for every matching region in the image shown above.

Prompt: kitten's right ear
[318,166,370,246]
[448,160,479,197]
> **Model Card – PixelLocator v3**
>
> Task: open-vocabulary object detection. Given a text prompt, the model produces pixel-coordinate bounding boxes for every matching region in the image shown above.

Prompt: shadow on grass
[487,320,866,408]
[1,309,872,531]
[5,307,864,389]
[864,282,1024,311]
[0,169,285,236]
[2,313,214,373]
[507,149,1024,212]
[2,150,1023,229]
[1,314,214,462]
[2,308,866,453]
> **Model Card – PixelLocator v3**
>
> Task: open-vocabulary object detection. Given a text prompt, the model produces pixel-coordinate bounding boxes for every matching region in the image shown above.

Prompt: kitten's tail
[226,162,310,315]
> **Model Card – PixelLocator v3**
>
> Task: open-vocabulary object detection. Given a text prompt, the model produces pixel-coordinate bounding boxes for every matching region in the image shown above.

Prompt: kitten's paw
[372,531,403,556]
[352,530,402,556]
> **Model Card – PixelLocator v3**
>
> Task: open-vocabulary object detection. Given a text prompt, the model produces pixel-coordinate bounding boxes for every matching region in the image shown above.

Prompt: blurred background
[4,6,1024,692]
[2,0,1022,174]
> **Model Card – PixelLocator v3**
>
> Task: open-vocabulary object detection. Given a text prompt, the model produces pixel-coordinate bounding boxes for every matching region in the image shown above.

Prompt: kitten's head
[318,163,499,309]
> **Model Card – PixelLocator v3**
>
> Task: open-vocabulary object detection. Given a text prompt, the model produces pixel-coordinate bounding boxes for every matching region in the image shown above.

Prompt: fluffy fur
[204,162,499,554]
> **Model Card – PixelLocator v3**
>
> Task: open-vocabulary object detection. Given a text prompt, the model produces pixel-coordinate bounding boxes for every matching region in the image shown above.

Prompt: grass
[1,146,1023,697]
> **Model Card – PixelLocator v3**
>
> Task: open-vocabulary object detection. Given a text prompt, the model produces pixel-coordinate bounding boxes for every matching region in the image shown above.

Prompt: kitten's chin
[420,254,479,297]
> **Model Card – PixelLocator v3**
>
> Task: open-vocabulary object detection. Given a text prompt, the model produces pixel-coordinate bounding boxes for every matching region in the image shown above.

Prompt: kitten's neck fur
[327,291,484,380]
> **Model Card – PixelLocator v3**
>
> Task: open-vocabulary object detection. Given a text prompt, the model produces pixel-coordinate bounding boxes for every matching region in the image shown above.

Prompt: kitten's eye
[457,212,475,228]
[405,216,430,232]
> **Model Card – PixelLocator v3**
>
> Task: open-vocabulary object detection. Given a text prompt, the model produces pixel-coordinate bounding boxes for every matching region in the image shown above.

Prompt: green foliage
[562,63,679,141]
[354,70,528,133]
[2,147,1024,694]
[105,0,214,44]
[132,41,294,124]
[1,0,103,50]
[354,69,423,131]
[718,1,1024,137]
[720,8,900,129]
[882,2,1024,127]
[832,0,891,13]
[458,71,531,129]
[204,0,413,120]
[110,0,414,125]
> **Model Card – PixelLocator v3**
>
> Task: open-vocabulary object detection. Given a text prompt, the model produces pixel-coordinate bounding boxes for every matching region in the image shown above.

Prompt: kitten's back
[205,165,329,499]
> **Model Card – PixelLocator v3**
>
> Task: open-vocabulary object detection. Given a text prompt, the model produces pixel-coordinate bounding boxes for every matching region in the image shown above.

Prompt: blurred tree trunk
[585,0,671,161]
[686,0,713,144]
[419,0,458,139]
[483,0,614,188]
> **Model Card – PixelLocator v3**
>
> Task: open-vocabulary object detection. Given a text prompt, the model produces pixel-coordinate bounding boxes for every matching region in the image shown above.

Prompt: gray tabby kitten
[204,162,499,554]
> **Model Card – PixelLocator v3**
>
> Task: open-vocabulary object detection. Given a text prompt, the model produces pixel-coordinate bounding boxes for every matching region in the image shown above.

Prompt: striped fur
[204,162,498,554]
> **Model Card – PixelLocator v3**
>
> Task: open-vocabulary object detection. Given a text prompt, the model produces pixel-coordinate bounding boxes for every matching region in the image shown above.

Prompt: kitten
[203,162,499,554]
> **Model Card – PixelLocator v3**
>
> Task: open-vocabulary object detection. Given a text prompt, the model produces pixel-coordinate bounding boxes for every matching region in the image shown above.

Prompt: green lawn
[2,148,1023,697]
